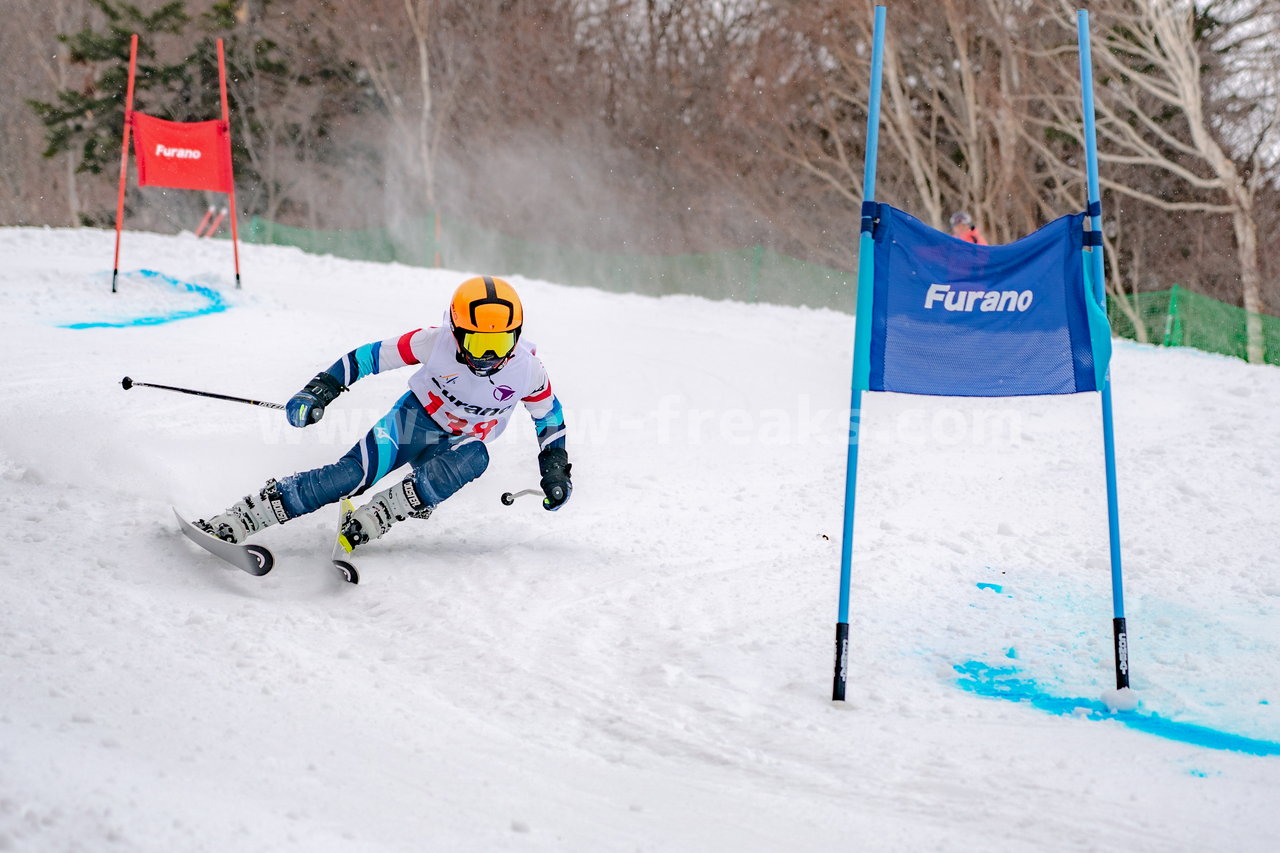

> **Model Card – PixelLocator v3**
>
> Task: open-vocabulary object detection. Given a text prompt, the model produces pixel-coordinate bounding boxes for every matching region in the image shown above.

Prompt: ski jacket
[953,225,989,245]
[321,327,565,451]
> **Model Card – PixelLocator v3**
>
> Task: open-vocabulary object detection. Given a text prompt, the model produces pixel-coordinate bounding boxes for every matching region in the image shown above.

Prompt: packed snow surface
[2,226,1279,851]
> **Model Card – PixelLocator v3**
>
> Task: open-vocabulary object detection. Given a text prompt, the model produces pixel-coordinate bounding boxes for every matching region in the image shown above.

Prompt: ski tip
[173,506,273,576]
[244,544,274,576]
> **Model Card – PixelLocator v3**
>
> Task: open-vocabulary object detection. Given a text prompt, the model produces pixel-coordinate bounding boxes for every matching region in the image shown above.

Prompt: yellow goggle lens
[462,330,516,359]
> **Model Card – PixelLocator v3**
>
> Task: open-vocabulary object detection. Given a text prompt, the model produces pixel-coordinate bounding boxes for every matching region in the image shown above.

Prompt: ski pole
[500,488,540,506]
[120,376,285,410]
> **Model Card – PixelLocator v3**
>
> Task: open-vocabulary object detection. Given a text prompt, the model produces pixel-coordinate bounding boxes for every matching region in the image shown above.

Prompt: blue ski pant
[276,391,489,519]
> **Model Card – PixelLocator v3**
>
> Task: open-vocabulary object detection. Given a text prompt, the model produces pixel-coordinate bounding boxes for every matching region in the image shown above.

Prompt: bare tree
[4,0,1275,335]
[2,0,101,226]
[329,0,445,219]
[22,0,92,223]
[1033,0,1280,362]
[752,2,1059,251]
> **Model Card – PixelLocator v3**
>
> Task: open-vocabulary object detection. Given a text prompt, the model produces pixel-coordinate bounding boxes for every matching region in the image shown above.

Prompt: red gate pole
[205,207,228,237]
[217,38,242,288]
[194,205,216,237]
[111,33,139,294]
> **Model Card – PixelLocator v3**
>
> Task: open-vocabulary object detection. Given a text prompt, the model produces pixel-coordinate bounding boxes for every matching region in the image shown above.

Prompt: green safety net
[1109,285,1279,366]
[245,215,1276,366]
[245,218,413,266]
[245,215,856,311]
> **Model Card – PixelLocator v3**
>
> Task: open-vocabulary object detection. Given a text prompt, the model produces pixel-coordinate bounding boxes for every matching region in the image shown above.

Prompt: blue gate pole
[1078,10,1130,690]
[833,5,886,702]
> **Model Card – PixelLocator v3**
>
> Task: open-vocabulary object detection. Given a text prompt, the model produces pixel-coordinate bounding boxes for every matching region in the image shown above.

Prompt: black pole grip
[1113,617,1130,690]
[832,622,850,701]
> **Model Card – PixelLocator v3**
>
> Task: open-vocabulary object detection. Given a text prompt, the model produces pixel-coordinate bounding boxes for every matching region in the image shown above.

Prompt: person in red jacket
[950,211,988,245]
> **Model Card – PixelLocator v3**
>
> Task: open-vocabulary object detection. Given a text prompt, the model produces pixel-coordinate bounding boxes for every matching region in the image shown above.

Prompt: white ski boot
[195,479,291,544]
[339,475,433,550]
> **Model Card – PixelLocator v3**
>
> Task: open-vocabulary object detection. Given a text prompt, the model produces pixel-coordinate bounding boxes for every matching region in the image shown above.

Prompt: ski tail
[336,497,358,555]
[332,498,360,584]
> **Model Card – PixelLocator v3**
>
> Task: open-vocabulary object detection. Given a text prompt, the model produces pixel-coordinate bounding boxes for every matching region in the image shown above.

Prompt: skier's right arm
[286,329,432,428]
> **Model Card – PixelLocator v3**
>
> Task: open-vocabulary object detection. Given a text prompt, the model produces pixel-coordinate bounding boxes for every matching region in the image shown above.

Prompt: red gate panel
[131,113,233,193]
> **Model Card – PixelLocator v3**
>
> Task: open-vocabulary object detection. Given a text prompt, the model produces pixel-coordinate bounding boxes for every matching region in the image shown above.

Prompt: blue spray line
[956,661,1280,757]
[1078,11,1130,690]
[833,4,886,701]
[62,269,228,329]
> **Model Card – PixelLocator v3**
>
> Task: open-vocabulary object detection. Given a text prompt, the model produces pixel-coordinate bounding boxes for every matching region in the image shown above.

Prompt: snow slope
[2,226,1278,852]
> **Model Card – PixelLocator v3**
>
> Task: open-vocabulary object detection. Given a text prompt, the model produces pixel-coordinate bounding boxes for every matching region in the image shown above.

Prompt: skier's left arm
[523,362,571,511]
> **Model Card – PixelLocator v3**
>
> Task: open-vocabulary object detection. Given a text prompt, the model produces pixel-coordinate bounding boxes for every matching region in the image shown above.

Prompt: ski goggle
[456,329,517,360]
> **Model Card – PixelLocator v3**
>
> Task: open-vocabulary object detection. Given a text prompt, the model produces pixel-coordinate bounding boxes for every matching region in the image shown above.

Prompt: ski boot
[339,475,433,551]
[194,479,292,544]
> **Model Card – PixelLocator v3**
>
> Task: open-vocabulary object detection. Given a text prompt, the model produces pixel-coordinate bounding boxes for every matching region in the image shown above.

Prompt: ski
[173,507,274,576]
[331,498,360,584]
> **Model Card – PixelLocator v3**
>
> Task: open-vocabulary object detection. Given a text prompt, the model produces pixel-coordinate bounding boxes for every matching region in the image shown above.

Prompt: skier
[949,210,988,245]
[193,275,571,550]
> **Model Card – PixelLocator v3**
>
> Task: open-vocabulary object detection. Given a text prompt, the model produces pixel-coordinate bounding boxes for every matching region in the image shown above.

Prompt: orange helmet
[449,276,523,376]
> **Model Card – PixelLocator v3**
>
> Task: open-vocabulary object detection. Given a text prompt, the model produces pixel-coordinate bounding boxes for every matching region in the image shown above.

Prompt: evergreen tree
[28,0,189,178]
[29,0,365,227]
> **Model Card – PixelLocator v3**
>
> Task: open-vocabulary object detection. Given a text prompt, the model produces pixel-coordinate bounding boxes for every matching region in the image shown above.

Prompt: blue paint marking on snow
[954,661,1280,757]
[976,583,1004,593]
[1005,647,1019,659]
[62,269,227,329]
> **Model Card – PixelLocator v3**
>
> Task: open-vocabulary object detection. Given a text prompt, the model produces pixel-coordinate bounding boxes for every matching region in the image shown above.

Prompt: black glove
[538,446,573,511]
[285,371,345,428]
